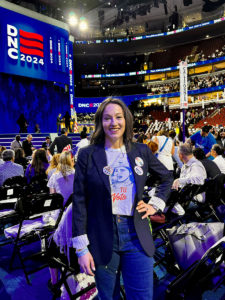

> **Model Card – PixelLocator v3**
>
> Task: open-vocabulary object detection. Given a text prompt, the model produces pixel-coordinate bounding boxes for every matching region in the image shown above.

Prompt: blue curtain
[0,72,70,133]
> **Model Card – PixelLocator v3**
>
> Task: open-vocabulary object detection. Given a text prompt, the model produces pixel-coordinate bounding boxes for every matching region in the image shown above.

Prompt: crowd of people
[1,98,225,299]
[196,46,225,62]
[147,72,225,95]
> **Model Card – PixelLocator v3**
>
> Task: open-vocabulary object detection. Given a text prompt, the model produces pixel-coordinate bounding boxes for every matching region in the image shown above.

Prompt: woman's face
[102,103,125,144]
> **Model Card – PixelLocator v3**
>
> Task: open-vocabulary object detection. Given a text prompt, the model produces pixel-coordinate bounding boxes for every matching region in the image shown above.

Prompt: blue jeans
[94,215,153,300]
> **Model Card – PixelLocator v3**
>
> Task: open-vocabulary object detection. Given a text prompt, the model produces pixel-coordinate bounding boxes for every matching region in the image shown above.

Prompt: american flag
[62,144,72,152]
[73,121,78,133]
[73,109,78,133]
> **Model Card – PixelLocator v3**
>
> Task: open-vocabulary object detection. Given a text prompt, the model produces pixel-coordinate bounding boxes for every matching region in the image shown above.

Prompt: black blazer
[42,141,52,150]
[22,140,33,157]
[72,142,173,265]
[49,135,72,154]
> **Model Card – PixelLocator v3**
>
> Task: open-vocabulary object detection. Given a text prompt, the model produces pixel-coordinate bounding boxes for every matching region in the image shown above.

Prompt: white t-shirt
[213,155,225,174]
[105,146,136,216]
[157,136,174,171]
[75,138,90,161]
[47,170,75,205]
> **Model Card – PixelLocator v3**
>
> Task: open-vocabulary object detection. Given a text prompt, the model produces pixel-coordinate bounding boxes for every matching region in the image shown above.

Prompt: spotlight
[79,18,88,31]
[68,12,78,26]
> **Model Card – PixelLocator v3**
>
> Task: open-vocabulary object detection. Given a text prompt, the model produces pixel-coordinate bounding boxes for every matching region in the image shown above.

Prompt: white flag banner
[179,61,188,109]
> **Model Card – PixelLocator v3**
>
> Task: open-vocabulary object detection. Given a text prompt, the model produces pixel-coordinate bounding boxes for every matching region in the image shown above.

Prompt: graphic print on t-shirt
[110,156,136,215]
[111,164,135,203]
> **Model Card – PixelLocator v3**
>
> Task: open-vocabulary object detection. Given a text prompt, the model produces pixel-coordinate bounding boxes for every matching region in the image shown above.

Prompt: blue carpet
[0,235,225,299]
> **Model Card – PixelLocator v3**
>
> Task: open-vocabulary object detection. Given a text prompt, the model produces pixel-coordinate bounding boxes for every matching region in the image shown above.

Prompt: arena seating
[0,133,82,149]
[194,107,225,127]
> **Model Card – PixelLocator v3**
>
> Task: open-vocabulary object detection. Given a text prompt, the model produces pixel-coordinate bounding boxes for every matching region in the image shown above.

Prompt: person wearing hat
[190,125,216,159]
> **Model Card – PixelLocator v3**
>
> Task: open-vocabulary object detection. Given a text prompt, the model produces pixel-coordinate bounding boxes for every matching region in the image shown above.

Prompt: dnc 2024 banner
[0,6,70,84]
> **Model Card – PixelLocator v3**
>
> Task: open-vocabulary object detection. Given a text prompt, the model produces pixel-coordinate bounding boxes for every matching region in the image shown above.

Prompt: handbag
[166,222,224,270]
[60,272,98,300]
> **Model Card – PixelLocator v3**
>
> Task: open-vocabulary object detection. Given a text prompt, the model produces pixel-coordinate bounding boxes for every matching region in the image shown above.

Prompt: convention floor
[0,239,225,300]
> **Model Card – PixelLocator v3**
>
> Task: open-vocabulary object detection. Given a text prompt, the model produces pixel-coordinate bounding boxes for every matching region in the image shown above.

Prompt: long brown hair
[30,149,48,174]
[90,97,133,146]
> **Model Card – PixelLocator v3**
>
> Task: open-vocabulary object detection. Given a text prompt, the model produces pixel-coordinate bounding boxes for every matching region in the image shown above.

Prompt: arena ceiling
[7,0,225,38]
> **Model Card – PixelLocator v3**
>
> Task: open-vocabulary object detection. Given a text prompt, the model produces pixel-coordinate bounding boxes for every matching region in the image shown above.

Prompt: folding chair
[0,185,27,245]
[46,195,98,300]
[3,175,27,187]
[0,185,25,210]
[188,175,225,222]
[48,250,97,300]
[5,192,64,284]
[28,174,49,194]
[153,184,205,276]
[165,237,225,299]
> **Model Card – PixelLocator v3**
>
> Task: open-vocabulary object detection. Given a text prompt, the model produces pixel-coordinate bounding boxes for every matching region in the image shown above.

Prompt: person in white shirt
[10,135,22,151]
[74,131,90,161]
[211,144,225,174]
[153,129,175,172]
[171,143,207,215]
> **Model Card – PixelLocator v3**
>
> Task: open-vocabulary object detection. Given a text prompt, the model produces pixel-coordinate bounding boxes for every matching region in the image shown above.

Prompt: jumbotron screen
[0,6,70,84]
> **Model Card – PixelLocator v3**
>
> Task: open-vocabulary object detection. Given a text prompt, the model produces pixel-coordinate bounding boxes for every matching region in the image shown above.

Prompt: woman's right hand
[78,251,96,276]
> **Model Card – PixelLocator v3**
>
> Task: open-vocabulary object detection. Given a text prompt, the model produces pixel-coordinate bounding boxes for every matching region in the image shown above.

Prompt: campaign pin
[103,166,113,176]
[134,166,143,176]
[135,157,144,167]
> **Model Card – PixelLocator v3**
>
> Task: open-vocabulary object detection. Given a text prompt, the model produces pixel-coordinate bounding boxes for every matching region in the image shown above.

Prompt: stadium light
[79,17,88,31]
[68,12,78,26]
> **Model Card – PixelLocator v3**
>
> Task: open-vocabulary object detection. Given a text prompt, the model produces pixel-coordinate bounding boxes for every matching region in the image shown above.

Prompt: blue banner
[68,40,74,115]
[0,6,70,84]
[74,96,133,113]
[75,84,225,113]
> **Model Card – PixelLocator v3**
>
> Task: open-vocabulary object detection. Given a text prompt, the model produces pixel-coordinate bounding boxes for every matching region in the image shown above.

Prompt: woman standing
[72,97,173,300]
[153,129,175,172]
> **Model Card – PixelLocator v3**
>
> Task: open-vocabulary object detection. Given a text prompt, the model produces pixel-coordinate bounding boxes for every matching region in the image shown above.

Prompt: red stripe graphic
[20,38,43,50]
[19,29,43,42]
[20,46,44,57]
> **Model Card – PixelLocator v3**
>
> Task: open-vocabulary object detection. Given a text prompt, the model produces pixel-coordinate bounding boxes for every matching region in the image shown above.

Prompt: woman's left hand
[136,200,157,219]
